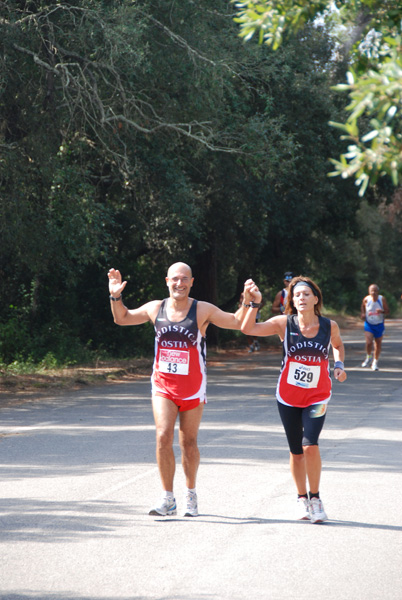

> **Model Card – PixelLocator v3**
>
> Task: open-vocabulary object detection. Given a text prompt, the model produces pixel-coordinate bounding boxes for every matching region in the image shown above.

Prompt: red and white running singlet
[151,299,207,402]
[276,315,332,408]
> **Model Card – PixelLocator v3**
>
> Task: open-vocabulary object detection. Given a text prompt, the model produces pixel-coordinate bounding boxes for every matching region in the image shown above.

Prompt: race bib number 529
[287,362,320,389]
[159,349,189,375]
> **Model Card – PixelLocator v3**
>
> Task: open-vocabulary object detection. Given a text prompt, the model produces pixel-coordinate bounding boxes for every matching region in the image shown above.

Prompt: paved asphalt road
[1,319,402,600]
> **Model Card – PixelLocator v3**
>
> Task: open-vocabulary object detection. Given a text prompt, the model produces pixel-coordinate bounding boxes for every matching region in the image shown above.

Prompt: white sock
[187,488,196,494]
[163,491,174,498]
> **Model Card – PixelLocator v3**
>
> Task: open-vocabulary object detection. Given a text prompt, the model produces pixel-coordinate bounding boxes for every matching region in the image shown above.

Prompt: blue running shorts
[364,321,385,338]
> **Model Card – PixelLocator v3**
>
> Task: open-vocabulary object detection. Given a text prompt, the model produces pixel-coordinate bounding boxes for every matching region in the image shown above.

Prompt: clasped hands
[243,278,262,305]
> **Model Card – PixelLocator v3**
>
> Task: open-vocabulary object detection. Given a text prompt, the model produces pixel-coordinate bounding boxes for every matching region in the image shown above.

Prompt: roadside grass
[0,357,154,398]
[0,313,361,398]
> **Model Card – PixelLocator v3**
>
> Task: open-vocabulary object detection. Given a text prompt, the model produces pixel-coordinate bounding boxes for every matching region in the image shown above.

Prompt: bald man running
[108,262,248,517]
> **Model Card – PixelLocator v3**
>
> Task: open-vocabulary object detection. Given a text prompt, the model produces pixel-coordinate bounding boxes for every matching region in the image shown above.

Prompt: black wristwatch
[109,295,122,302]
[250,301,261,308]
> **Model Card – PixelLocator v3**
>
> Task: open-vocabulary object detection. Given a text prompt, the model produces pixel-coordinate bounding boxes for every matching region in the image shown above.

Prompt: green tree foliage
[1,1,396,364]
[233,0,402,195]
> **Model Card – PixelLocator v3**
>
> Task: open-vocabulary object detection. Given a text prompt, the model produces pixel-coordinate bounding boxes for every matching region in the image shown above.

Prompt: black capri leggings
[277,401,327,455]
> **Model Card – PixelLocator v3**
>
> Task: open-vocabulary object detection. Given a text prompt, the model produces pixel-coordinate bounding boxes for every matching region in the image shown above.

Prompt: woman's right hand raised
[243,278,262,304]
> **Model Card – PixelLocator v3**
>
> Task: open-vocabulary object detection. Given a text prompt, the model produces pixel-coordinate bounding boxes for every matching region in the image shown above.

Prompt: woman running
[240,276,347,523]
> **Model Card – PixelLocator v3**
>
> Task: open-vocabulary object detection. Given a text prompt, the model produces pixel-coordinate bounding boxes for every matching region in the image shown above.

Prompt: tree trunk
[192,245,219,346]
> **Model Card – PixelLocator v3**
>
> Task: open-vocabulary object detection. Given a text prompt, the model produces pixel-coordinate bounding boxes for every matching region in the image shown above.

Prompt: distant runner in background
[360,284,389,371]
[271,272,294,314]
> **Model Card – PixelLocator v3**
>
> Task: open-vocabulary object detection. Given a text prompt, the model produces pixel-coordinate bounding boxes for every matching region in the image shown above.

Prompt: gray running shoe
[149,496,177,516]
[371,359,379,371]
[309,497,328,524]
[183,491,198,517]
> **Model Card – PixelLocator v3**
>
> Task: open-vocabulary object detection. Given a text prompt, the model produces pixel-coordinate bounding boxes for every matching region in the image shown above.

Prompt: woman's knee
[291,451,305,463]
[302,444,319,457]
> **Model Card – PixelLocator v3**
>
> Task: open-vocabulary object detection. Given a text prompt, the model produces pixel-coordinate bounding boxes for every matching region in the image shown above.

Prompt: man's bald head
[167,262,192,278]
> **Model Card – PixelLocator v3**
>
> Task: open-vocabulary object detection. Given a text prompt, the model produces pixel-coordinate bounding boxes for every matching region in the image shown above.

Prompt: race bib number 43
[287,362,320,389]
[159,349,189,375]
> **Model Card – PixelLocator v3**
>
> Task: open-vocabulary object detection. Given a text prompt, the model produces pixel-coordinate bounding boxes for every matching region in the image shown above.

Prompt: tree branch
[12,43,59,74]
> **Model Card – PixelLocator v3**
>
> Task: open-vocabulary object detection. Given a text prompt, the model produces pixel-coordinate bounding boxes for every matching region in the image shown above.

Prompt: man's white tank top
[365,296,384,325]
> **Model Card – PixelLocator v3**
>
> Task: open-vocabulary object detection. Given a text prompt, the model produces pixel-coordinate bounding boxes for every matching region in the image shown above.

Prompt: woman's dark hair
[285,276,323,316]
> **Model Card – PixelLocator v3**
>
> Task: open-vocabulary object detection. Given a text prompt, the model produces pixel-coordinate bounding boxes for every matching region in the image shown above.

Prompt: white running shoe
[183,491,198,517]
[296,496,310,520]
[371,360,379,371]
[309,497,328,524]
[149,496,177,516]
[361,355,372,368]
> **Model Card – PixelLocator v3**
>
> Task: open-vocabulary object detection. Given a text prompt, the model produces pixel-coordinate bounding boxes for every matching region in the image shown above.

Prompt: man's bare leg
[179,403,204,489]
[364,331,374,356]
[373,336,382,360]
[151,394,179,492]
